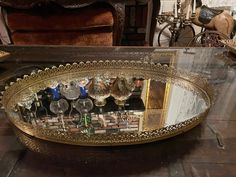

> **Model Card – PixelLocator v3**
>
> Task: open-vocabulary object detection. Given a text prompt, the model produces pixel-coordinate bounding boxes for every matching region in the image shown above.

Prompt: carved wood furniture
[0,0,125,46]
[0,0,161,46]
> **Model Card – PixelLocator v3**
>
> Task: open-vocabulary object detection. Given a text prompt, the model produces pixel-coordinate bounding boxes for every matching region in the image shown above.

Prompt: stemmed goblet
[87,77,110,127]
[60,81,80,119]
[75,98,94,134]
[49,85,69,131]
[111,77,134,106]
[111,77,135,126]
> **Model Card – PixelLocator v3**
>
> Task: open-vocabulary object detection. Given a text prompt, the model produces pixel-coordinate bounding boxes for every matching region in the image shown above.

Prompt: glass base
[114,99,126,106]
[94,99,106,107]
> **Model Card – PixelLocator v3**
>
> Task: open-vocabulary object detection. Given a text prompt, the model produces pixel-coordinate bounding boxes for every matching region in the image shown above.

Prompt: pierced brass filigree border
[0,60,213,146]
[13,114,205,148]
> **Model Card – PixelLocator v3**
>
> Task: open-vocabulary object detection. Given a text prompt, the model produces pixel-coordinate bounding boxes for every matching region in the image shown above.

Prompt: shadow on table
[13,124,204,176]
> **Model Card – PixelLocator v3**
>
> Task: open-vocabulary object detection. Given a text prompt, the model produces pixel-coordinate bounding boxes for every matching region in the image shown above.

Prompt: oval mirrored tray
[0,60,213,146]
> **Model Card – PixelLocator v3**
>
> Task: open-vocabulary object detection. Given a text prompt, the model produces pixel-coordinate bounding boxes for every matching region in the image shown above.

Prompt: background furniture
[0,0,160,46]
[122,0,160,46]
[0,0,125,46]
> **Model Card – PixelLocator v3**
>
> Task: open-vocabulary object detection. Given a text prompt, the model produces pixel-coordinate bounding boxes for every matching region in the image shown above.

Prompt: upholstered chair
[0,1,124,46]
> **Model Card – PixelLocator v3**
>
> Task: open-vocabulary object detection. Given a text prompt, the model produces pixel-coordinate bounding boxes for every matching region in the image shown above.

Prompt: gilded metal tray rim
[1,60,213,110]
[9,112,206,146]
[1,60,213,146]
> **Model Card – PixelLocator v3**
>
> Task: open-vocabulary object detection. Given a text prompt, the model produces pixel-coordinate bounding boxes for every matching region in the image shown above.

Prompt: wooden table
[0,46,235,177]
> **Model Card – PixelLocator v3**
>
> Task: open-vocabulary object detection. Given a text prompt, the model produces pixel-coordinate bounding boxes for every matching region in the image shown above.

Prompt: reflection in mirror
[14,77,207,136]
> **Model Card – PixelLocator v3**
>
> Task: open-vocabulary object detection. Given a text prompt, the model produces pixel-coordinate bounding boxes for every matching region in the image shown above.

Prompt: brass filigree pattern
[10,113,205,146]
[1,61,213,146]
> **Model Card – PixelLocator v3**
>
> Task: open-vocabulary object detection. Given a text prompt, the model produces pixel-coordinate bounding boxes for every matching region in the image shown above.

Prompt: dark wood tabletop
[0,46,235,177]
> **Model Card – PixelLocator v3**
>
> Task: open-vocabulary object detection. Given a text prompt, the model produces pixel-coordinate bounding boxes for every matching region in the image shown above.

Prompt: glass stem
[59,113,66,131]
[69,101,75,118]
[84,113,88,127]
[99,107,103,113]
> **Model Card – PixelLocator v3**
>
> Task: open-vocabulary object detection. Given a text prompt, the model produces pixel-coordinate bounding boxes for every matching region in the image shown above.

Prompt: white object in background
[159,1,163,15]
[174,1,178,18]
[186,4,191,19]
[193,0,196,13]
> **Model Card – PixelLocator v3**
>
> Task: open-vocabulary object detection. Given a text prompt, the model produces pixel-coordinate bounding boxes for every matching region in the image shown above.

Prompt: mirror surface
[11,78,207,135]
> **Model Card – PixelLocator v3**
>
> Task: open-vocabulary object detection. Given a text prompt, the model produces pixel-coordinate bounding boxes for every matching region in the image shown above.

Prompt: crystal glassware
[17,93,35,122]
[49,85,69,131]
[111,77,134,106]
[60,81,80,100]
[75,98,93,127]
[87,77,110,107]
[50,98,69,131]
[60,81,80,119]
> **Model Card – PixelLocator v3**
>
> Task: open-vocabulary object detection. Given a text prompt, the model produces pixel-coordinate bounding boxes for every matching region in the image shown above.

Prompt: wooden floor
[0,80,235,177]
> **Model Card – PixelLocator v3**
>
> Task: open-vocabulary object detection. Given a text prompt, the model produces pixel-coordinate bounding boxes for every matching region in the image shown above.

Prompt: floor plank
[0,150,26,177]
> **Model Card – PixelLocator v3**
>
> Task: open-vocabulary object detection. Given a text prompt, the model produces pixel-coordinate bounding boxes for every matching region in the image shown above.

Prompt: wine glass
[50,98,69,131]
[87,77,110,107]
[111,77,134,106]
[49,85,69,131]
[17,94,35,123]
[60,81,80,119]
[87,77,111,128]
[60,81,80,100]
[75,98,93,128]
